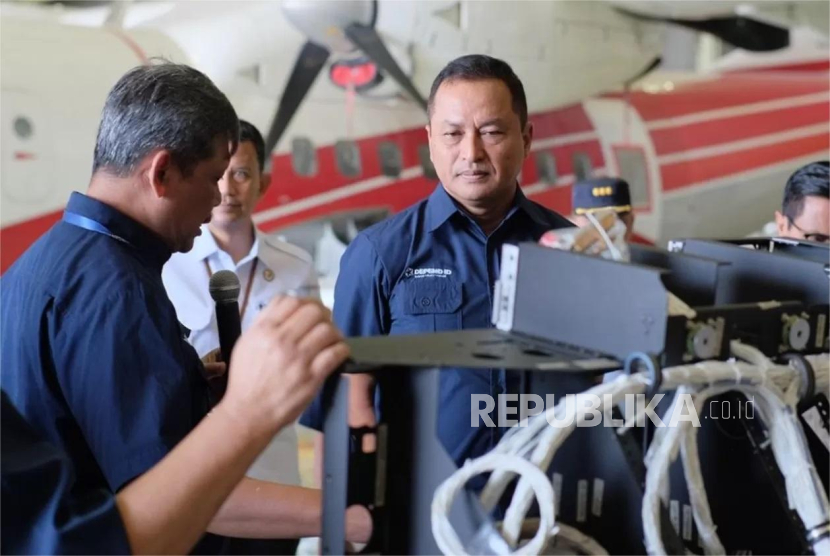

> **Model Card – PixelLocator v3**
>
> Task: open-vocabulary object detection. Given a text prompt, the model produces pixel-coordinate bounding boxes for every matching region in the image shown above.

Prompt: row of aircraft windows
[289,137,596,185]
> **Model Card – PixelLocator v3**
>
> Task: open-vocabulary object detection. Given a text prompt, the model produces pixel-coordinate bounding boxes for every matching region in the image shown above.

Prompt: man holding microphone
[3,295,350,554]
[1,62,370,553]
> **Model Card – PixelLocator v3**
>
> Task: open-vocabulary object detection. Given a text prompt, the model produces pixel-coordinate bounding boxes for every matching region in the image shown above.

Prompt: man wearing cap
[571,177,636,241]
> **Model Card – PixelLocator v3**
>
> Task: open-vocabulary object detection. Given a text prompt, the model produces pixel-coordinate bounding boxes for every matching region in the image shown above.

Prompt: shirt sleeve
[52,286,208,492]
[331,234,390,337]
[1,392,131,555]
[300,234,389,430]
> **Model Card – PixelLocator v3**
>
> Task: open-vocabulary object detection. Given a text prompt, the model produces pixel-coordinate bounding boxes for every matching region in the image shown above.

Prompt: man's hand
[218,296,350,439]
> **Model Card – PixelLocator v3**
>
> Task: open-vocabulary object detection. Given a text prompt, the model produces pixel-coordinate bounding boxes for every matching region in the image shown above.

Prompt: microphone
[209,270,241,366]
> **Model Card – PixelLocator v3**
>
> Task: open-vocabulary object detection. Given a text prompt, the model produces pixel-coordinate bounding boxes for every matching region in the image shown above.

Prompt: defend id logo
[404,267,453,278]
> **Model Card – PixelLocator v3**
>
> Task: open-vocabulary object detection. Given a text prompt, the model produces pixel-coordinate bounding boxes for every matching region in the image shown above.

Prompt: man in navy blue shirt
[2,295,351,554]
[302,55,572,465]
[1,63,370,553]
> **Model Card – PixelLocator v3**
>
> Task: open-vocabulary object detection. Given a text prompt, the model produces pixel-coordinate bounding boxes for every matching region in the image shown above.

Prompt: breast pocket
[395,279,463,333]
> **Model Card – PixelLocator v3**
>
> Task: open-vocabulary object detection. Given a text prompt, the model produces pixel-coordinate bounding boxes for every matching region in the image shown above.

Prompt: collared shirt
[163,224,318,486]
[301,184,572,465]
[1,391,130,555]
[0,192,225,554]
[163,225,319,357]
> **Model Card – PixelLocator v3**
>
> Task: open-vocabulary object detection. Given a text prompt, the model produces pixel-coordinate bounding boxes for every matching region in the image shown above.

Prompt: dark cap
[572,177,632,215]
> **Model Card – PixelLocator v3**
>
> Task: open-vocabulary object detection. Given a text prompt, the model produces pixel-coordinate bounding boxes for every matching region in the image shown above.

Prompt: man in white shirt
[163,120,317,553]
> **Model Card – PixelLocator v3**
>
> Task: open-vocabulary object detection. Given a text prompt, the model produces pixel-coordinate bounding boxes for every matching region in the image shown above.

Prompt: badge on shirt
[263,268,275,282]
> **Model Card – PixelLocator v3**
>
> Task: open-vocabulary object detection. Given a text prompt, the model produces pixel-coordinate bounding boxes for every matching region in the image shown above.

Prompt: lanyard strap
[204,258,259,321]
[63,211,131,246]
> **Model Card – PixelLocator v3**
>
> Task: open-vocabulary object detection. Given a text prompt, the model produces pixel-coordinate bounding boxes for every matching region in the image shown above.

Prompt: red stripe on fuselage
[660,132,830,192]
[256,102,596,215]
[630,74,828,122]
[650,101,830,156]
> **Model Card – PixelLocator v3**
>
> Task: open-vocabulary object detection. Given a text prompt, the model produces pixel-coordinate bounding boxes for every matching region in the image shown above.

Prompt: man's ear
[258,171,272,200]
[774,210,790,236]
[523,121,534,158]
[147,150,174,198]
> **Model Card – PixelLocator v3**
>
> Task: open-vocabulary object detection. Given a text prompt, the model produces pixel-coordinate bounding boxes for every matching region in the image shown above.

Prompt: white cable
[643,378,830,555]
[431,353,830,555]
[432,453,556,556]
[585,211,622,261]
[552,523,609,555]
[499,376,646,545]
[642,384,732,555]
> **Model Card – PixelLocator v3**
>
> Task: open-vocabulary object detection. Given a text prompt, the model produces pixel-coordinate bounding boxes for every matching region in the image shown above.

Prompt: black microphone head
[209,270,241,303]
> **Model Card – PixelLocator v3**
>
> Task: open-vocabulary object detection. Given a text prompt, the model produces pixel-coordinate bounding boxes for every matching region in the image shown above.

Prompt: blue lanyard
[63,211,131,246]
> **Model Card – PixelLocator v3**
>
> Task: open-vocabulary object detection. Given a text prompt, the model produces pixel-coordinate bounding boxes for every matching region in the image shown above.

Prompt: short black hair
[239,120,266,173]
[427,54,528,129]
[93,61,239,178]
[782,161,829,221]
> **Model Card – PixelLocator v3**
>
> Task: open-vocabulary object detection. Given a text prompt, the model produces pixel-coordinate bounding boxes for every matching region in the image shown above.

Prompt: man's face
[427,78,532,210]
[166,138,229,252]
[775,195,830,243]
[211,141,270,228]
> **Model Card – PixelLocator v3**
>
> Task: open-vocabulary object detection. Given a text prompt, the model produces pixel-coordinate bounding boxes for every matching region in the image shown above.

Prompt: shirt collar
[425,184,460,232]
[188,224,261,269]
[65,192,172,269]
[513,186,554,228]
[188,225,220,261]
[426,183,551,232]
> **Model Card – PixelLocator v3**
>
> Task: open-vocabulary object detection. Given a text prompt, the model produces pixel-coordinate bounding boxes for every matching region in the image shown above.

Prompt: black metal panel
[346,329,619,373]
[724,237,830,265]
[678,239,829,305]
[510,244,670,359]
[629,243,725,307]
[321,374,351,555]
[376,367,486,555]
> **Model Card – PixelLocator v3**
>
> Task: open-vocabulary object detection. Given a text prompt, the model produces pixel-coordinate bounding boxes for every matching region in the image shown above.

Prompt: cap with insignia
[572,177,632,215]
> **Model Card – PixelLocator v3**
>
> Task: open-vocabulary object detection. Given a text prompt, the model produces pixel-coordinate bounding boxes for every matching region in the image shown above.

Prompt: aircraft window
[335,140,362,178]
[535,152,558,184]
[13,116,33,139]
[418,144,438,180]
[377,141,402,178]
[615,147,649,207]
[572,152,592,181]
[291,137,318,177]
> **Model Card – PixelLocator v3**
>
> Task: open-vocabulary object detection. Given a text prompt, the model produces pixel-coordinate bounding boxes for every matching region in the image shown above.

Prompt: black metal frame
[320,240,829,555]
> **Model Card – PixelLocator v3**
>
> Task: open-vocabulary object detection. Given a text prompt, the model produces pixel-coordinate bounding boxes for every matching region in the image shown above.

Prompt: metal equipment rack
[320,238,829,554]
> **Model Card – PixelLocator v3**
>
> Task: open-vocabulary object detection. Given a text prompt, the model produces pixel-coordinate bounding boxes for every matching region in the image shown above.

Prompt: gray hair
[92,62,239,177]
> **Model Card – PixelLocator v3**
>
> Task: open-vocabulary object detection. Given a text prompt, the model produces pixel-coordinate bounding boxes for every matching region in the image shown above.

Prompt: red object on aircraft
[330,60,379,89]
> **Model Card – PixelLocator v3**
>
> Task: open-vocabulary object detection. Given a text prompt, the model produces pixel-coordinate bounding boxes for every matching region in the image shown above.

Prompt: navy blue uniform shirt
[301,184,572,464]
[1,391,130,555]
[0,192,225,553]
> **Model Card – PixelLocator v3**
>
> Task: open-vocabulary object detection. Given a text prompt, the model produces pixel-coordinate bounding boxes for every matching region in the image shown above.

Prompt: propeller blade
[264,40,330,156]
[624,56,662,87]
[616,8,789,52]
[344,23,427,111]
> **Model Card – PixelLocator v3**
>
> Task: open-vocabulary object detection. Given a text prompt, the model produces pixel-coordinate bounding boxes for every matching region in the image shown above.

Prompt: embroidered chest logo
[404,267,453,279]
